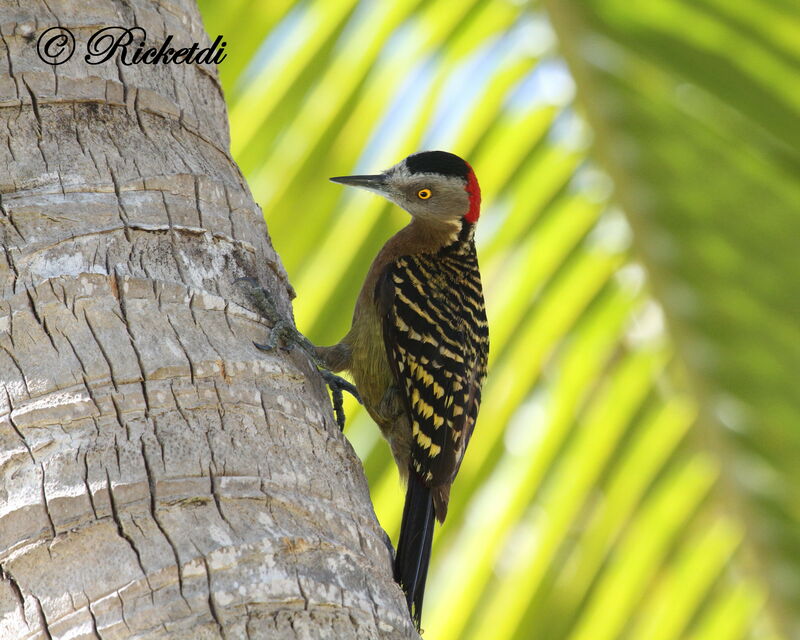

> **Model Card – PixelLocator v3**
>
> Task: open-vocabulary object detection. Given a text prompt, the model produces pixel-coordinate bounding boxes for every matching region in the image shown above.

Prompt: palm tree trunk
[0,1,416,637]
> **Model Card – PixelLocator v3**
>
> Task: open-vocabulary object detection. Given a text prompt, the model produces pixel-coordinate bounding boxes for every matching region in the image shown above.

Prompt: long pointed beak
[329,174,387,191]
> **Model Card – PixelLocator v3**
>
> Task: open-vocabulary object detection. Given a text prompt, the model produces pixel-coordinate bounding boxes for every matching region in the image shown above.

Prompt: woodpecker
[244,151,488,629]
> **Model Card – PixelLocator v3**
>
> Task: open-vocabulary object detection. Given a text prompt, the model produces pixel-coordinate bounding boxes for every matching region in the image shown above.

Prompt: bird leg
[235,278,360,430]
[320,370,360,430]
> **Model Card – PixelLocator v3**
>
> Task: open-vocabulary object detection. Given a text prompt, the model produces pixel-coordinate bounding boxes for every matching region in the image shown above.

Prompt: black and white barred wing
[377,254,488,487]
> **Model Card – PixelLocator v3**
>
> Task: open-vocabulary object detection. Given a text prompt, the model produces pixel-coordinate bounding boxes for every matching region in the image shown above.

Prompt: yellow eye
[417,188,432,200]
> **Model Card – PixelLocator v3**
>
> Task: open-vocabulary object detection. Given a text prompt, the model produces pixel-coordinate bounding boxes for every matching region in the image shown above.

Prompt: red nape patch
[464,164,481,223]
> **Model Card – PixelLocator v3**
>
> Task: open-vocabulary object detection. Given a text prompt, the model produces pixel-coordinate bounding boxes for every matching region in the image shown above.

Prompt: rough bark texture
[0,1,417,638]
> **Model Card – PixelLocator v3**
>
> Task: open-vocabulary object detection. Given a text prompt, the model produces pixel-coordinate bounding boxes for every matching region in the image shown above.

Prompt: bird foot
[252,321,297,353]
[321,370,361,431]
[235,277,361,430]
[235,277,309,353]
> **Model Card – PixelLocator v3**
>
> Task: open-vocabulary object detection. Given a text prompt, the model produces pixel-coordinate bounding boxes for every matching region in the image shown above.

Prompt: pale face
[330,158,472,226]
[380,160,471,224]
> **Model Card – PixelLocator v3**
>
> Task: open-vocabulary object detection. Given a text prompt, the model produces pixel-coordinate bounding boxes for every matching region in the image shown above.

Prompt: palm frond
[198,0,797,636]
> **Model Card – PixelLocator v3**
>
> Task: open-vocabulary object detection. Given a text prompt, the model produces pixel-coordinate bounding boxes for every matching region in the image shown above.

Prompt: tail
[394,472,435,630]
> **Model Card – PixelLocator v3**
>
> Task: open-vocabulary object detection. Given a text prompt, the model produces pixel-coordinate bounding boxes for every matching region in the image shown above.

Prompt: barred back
[377,223,489,495]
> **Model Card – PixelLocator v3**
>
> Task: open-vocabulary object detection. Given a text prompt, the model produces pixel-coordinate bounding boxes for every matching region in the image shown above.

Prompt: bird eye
[417,188,432,200]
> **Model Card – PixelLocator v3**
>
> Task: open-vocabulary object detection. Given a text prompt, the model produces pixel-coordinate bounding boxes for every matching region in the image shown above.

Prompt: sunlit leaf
[198,0,795,636]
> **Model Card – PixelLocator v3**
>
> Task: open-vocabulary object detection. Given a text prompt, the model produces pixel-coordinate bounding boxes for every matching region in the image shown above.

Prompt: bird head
[330,151,481,226]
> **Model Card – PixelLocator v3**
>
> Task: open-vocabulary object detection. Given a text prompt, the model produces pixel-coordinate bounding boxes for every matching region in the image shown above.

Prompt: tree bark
[0,1,416,638]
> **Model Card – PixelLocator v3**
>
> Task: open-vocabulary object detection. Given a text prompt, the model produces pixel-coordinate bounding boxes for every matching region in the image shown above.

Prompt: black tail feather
[394,473,435,630]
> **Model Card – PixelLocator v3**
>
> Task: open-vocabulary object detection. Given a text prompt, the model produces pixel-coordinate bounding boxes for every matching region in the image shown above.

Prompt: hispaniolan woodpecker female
[246,151,488,629]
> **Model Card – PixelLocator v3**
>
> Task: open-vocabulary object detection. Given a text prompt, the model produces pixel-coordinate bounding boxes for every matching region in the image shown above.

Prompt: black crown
[405,151,470,180]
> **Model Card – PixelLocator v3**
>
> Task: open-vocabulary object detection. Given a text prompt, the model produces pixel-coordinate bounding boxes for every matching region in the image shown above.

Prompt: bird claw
[253,341,274,352]
[239,277,358,431]
[253,341,293,354]
[252,318,299,354]
[237,278,299,352]
[321,370,361,404]
[320,370,361,431]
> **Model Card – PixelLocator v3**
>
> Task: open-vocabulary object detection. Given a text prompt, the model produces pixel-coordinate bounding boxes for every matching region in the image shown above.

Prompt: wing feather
[376,250,488,487]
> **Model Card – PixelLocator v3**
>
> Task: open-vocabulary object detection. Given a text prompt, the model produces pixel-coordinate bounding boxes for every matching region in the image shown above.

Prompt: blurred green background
[197,1,800,638]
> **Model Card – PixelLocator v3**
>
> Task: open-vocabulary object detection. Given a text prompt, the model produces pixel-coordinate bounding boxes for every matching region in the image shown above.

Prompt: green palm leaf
[198,0,798,636]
